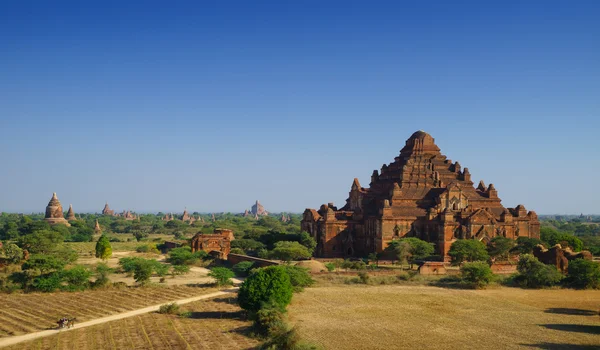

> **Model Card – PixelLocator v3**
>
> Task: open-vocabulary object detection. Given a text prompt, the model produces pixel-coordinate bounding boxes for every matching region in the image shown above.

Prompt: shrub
[460,261,494,288]
[93,263,112,287]
[238,266,293,313]
[167,247,206,265]
[31,273,62,292]
[357,271,370,284]
[448,240,489,265]
[387,237,435,267]
[566,259,600,289]
[230,248,245,255]
[208,267,235,286]
[487,237,515,260]
[233,261,255,277]
[158,303,180,314]
[324,263,335,272]
[133,260,154,285]
[95,235,112,260]
[171,264,191,276]
[270,241,312,261]
[61,265,92,291]
[254,302,287,336]
[281,265,314,292]
[516,254,563,288]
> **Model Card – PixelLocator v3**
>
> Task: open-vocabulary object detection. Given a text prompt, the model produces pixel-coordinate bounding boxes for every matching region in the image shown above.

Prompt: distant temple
[102,203,115,216]
[301,131,540,261]
[191,229,234,259]
[44,193,70,226]
[251,200,269,216]
[66,204,77,221]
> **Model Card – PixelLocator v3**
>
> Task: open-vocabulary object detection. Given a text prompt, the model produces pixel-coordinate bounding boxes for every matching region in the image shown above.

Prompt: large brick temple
[301,131,540,261]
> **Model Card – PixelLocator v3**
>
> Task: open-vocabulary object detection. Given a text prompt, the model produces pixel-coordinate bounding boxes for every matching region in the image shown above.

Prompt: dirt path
[0,287,240,349]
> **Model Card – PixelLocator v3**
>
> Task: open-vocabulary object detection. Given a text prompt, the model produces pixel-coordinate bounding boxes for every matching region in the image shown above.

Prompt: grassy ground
[0,285,216,337]
[4,296,259,350]
[288,284,600,350]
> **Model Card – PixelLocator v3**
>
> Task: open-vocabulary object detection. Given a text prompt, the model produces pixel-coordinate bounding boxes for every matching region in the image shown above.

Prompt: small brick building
[191,229,234,259]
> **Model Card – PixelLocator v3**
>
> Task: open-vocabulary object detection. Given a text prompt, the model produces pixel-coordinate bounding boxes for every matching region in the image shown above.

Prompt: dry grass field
[288,285,600,350]
[0,285,216,337]
[3,296,259,350]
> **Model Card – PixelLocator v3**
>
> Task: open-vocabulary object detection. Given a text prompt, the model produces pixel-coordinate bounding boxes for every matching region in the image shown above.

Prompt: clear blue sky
[0,1,598,214]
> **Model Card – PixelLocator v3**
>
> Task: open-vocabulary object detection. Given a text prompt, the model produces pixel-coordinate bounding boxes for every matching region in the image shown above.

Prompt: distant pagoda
[66,204,77,221]
[44,193,70,226]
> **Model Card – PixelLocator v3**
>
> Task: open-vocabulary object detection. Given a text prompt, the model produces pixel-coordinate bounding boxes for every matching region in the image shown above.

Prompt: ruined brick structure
[102,203,115,216]
[191,229,234,259]
[66,204,77,221]
[301,131,540,261]
[44,193,70,226]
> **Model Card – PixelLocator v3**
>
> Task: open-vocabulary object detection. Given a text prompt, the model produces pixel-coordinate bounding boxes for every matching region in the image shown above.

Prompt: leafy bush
[270,241,312,261]
[167,247,207,265]
[540,227,584,251]
[515,254,563,288]
[61,265,92,291]
[253,302,287,336]
[460,261,494,288]
[133,259,154,285]
[486,237,515,260]
[136,244,159,254]
[448,240,489,265]
[324,263,335,272]
[566,259,600,289]
[158,302,180,314]
[31,273,62,292]
[208,267,235,286]
[281,265,314,292]
[230,248,245,255]
[511,237,544,255]
[341,259,367,270]
[233,261,255,277]
[95,235,112,260]
[171,264,191,276]
[357,271,370,284]
[93,263,112,288]
[387,237,435,266]
[238,266,293,313]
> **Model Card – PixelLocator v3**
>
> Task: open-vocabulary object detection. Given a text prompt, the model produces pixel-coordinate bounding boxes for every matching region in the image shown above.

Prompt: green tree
[281,265,314,292]
[516,254,563,288]
[95,235,112,260]
[232,261,255,277]
[94,263,112,287]
[511,237,544,255]
[61,265,92,291]
[133,259,154,285]
[238,266,293,313]
[460,261,494,288]
[298,232,317,254]
[0,243,23,265]
[133,231,149,242]
[448,240,489,265]
[270,241,312,261]
[208,267,235,286]
[22,254,66,275]
[171,264,191,276]
[566,259,600,289]
[540,227,583,251]
[487,236,515,260]
[167,247,206,265]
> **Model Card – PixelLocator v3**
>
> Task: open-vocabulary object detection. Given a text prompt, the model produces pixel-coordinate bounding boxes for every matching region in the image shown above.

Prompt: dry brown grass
[4,296,259,350]
[288,284,600,350]
[0,285,216,338]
